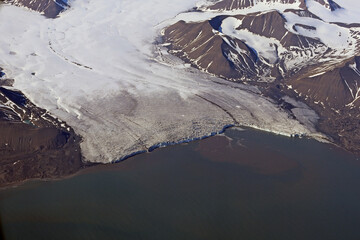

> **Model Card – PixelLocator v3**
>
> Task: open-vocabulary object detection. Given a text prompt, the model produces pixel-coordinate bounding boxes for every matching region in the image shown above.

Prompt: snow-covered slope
[166,0,360,80]
[205,0,307,10]
[163,0,360,153]
[0,0,324,163]
[204,0,343,11]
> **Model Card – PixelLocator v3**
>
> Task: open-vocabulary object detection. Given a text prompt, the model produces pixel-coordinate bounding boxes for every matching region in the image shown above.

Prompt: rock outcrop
[4,0,68,18]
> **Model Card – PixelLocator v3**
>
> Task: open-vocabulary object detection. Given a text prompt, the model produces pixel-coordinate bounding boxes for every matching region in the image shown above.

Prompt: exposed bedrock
[3,0,68,18]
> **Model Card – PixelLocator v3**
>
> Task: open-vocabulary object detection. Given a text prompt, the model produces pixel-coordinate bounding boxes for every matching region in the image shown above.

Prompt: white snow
[308,71,326,78]
[283,11,353,50]
[221,17,284,64]
[167,1,301,24]
[307,0,360,24]
[0,0,327,163]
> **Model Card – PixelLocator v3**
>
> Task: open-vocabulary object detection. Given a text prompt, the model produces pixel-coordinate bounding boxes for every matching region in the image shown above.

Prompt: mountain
[206,0,307,10]
[0,68,83,186]
[165,10,330,81]
[164,0,360,153]
[4,0,68,18]
[204,0,342,11]
[286,56,360,152]
[0,0,359,185]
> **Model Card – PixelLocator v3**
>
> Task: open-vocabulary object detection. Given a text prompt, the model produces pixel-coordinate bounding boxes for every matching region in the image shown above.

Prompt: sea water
[0,128,359,240]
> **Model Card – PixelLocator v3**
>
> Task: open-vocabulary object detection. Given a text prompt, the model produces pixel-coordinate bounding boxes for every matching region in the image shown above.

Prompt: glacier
[0,0,327,163]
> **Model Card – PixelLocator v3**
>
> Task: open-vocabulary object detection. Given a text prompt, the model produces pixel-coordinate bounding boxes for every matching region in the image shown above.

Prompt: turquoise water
[1,128,360,240]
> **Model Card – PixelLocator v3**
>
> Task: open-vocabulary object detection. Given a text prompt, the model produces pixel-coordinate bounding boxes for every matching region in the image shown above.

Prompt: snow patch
[221,17,284,64]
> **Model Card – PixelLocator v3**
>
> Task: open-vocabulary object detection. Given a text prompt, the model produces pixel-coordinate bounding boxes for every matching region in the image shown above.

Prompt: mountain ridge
[164,0,360,154]
[4,0,68,18]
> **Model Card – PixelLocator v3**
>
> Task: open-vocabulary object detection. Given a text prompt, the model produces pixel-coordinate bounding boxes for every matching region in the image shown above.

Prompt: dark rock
[4,0,69,18]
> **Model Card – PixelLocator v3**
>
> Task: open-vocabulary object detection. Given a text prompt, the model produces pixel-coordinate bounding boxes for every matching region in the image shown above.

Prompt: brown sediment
[196,135,300,175]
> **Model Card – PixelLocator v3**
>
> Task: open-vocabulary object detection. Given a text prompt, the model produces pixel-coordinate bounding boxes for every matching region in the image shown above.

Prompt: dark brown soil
[197,135,299,175]
[0,122,83,187]
[0,87,85,188]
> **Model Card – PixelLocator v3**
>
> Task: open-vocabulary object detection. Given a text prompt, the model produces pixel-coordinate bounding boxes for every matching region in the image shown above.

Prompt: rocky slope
[204,0,340,11]
[206,0,306,10]
[0,0,359,188]
[165,10,330,81]
[164,0,360,154]
[0,68,84,187]
[3,0,67,18]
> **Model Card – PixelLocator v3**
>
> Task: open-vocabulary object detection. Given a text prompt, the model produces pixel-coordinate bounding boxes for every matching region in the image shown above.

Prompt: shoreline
[1,1,358,189]
[115,124,235,163]
[2,123,355,191]
[113,121,330,164]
